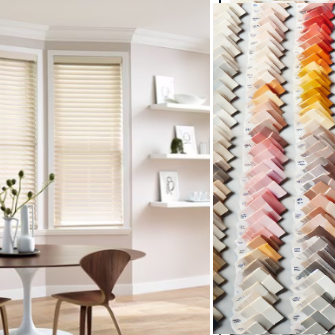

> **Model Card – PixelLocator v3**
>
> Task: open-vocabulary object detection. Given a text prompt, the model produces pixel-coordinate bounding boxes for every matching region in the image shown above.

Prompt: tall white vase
[17,205,35,253]
[2,217,19,253]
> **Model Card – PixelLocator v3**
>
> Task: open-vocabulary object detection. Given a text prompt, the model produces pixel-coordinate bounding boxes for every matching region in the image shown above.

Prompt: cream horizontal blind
[53,57,123,227]
[0,57,37,220]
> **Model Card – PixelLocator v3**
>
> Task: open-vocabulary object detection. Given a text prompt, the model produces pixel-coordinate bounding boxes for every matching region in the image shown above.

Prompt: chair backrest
[80,249,131,303]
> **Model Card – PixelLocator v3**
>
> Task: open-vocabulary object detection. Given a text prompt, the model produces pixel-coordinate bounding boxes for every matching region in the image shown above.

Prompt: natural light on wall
[0,56,37,219]
[53,56,123,227]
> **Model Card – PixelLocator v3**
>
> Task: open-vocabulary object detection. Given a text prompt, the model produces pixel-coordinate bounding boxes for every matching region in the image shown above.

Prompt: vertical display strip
[290,3,335,334]
[212,3,245,330]
[230,3,291,334]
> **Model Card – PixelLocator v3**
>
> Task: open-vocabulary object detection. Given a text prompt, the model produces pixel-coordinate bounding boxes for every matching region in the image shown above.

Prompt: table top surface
[0,245,145,268]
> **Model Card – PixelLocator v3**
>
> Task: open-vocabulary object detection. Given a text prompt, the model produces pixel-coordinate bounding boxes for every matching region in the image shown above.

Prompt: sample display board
[213,3,335,334]
[213,3,246,329]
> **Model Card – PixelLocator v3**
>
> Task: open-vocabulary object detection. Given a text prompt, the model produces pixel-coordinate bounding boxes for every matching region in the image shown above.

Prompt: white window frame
[0,45,44,229]
[47,50,131,232]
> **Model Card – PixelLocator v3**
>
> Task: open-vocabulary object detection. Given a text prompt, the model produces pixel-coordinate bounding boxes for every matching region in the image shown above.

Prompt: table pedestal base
[0,329,71,335]
[2,268,73,335]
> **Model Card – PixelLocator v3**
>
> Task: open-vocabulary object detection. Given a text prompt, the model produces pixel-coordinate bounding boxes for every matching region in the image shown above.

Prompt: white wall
[130,44,210,292]
[0,36,210,298]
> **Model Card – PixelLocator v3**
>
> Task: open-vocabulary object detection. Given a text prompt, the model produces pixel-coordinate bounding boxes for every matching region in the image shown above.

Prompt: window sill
[0,228,132,237]
[40,228,132,236]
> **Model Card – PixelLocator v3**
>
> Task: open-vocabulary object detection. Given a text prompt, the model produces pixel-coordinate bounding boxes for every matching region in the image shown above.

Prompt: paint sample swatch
[213,2,245,329]
[290,3,335,334]
[230,3,291,333]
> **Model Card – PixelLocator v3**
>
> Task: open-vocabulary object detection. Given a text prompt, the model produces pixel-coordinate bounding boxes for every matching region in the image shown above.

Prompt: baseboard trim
[133,275,210,295]
[46,284,133,297]
[0,286,47,301]
[0,275,210,300]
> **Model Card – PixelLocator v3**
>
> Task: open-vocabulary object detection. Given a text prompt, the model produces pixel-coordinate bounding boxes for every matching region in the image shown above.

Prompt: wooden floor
[3,286,210,334]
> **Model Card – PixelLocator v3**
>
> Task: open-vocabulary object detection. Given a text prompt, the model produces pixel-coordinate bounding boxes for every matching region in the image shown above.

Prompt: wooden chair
[0,298,10,335]
[52,250,131,335]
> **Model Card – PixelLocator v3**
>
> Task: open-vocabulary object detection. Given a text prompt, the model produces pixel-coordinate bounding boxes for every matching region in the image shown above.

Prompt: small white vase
[17,205,35,253]
[2,217,19,254]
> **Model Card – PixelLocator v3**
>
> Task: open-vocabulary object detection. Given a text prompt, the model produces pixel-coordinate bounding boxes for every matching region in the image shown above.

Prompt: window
[0,56,37,218]
[51,55,124,228]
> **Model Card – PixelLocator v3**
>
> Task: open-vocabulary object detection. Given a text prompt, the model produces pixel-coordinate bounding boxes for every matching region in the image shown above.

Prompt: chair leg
[105,305,123,335]
[53,300,62,335]
[0,306,9,335]
[80,306,87,335]
[87,306,92,335]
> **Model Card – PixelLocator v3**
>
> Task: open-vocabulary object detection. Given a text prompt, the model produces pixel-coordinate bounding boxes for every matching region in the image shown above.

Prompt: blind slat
[0,57,37,223]
[54,61,123,227]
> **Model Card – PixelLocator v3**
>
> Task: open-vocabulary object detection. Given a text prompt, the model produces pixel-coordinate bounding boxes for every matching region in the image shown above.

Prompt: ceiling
[0,0,209,40]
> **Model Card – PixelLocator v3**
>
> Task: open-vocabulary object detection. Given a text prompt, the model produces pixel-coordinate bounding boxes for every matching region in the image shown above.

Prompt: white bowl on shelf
[174,94,206,106]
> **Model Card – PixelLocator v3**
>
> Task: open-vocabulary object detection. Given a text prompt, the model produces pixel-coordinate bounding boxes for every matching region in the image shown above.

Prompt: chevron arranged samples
[290,3,335,334]
[230,3,291,334]
[213,2,245,331]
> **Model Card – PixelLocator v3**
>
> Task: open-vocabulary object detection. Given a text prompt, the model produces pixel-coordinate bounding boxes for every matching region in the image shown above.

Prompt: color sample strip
[290,3,335,334]
[230,3,291,334]
[213,3,245,330]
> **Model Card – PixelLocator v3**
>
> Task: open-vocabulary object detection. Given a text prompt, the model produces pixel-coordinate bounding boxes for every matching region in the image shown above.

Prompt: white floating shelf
[150,103,210,114]
[150,154,210,160]
[150,201,210,208]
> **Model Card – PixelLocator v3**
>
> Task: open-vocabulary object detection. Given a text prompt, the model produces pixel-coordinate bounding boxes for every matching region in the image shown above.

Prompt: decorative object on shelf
[199,142,207,155]
[175,125,197,154]
[17,205,35,253]
[188,191,210,202]
[170,138,185,154]
[174,94,206,105]
[159,171,179,202]
[155,76,175,103]
[0,171,55,254]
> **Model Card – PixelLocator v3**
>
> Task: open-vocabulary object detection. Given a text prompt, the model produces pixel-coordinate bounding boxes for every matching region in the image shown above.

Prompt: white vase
[2,217,19,254]
[17,205,35,253]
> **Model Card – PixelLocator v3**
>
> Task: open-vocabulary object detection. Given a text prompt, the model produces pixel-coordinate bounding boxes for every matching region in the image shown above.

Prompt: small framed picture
[175,125,197,154]
[155,76,175,103]
[159,171,179,202]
